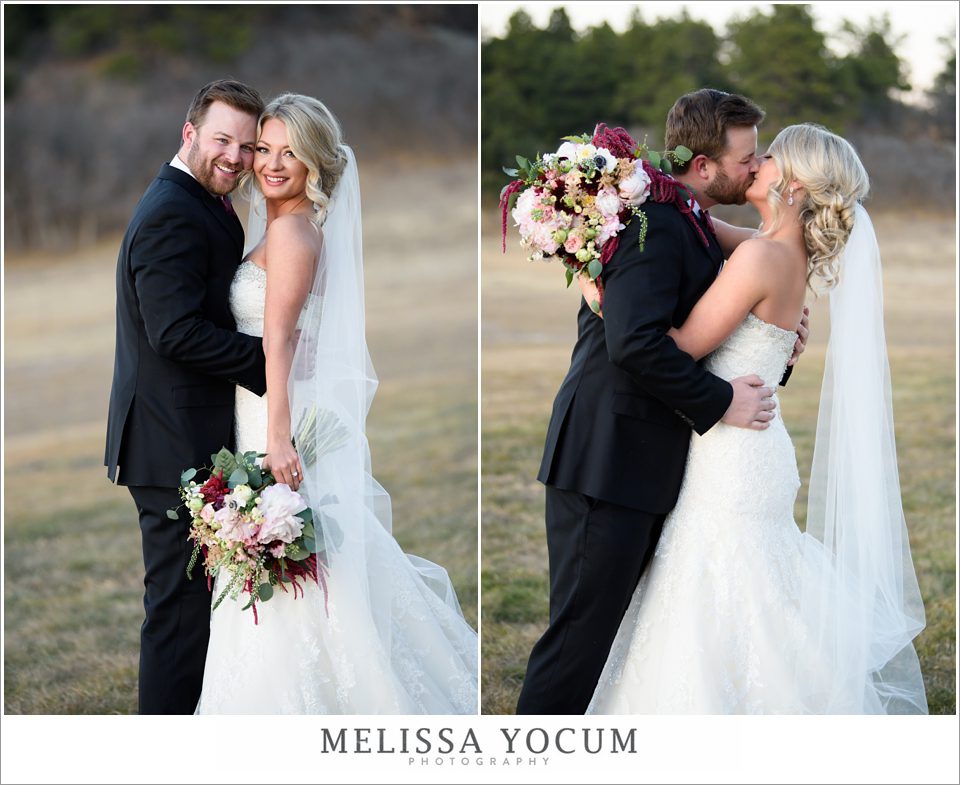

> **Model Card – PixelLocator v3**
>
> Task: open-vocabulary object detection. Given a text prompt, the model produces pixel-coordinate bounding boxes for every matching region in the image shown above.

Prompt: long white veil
[796,204,928,713]
[247,147,477,713]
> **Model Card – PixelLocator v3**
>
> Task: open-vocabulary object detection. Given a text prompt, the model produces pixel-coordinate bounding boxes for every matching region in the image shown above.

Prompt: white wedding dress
[587,312,885,713]
[195,259,477,714]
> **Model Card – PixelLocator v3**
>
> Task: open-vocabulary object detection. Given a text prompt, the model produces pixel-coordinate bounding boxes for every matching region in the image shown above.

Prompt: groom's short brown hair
[186,79,264,128]
[665,89,765,173]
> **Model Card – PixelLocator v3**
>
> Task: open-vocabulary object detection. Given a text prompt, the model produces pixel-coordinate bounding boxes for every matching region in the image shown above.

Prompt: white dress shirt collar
[169,154,197,181]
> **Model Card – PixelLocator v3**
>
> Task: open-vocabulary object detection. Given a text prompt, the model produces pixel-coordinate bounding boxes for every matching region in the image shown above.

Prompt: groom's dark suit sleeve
[130,199,267,395]
[602,211,732,435]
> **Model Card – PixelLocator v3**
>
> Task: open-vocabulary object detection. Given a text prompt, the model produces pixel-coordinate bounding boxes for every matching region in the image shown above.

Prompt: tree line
[482,6,956,203]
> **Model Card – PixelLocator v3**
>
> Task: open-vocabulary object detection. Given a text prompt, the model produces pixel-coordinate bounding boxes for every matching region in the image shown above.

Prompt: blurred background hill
[482,4,956,216]
[4,4,477,251]
[3,4,479,715]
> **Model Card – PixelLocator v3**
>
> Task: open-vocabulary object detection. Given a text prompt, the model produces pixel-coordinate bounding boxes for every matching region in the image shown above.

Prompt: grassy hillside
[481,207,956,715]
[3,160,478,714]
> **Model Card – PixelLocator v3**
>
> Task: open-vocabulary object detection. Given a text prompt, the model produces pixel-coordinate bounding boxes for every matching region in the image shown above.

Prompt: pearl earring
[787,189,795,207]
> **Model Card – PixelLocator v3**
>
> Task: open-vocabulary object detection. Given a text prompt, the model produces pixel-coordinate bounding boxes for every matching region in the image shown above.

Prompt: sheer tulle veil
[797,204,928,713]
[244,147,478,713]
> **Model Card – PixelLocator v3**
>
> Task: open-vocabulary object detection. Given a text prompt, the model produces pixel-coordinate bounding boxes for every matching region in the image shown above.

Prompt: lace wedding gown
[195,260,477,714]
[588,312,845,714]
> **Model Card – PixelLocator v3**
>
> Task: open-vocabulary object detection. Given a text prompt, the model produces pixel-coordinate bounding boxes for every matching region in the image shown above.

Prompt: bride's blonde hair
[244,93,347,224]
[764,124,869,291]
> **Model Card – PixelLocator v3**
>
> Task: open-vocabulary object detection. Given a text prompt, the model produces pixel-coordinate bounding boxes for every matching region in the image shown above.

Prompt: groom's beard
[705,167,752,206]
[186,141,241,196]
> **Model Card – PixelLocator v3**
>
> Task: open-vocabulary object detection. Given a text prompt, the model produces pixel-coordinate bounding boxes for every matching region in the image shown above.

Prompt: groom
[517,89,799,714]
[105,79,267,714]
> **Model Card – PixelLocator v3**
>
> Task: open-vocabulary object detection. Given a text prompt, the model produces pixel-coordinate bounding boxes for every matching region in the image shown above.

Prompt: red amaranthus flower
[199,470,227,506]
[591,123,637,159]
[592,123,711,248]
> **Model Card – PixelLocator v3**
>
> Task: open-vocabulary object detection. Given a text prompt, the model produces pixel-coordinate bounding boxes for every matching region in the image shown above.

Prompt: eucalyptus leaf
[660,158,673,174]
[288,544,310,562]
[258,583,274,602]
[587,259,603,280]
[675,145,693,162]
[502,167,519,178]
[298,507,313,524]
[247,467,262,488]
[303,535,318,554]
[301,521,316,540]
[647,150,661,168]
[228,467,248,488]
[166,509,179,520]
[180,468,197,486]
[590,299,601,314]
[565,268,574,288]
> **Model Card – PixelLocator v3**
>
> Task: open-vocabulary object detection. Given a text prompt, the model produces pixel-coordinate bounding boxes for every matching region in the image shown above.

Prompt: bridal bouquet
[500,124,695,311]
[169,406,349,624]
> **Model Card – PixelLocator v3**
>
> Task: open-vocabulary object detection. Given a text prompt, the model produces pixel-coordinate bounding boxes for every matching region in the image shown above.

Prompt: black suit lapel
[202,195,245,256]
[687,209,724,274]
[156,164,244,256]
[702,217,724,274]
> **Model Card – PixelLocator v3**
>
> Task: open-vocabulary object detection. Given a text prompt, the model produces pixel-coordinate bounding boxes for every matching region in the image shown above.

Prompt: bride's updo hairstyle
[765,123,869,291]
[257,93,347,223]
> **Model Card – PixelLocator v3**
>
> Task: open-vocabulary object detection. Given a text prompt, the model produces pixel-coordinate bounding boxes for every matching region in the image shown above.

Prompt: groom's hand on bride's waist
[721,375,776,430]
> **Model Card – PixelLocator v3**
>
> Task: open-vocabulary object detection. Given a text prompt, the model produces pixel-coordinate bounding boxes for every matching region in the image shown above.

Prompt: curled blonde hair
[763,124,869,291]
[246,93,347,223]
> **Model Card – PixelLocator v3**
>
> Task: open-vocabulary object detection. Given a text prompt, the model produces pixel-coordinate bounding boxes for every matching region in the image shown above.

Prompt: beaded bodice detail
[228,260,312,340]
[703,312,797,388]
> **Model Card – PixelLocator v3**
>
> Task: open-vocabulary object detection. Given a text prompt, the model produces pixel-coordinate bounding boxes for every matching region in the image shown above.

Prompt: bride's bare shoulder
[263,213,323,264]
[726,236,798,272]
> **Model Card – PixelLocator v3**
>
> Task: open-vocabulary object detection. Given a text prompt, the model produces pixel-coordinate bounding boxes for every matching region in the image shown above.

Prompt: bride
[580,124,927,714]
[195,93,477,714]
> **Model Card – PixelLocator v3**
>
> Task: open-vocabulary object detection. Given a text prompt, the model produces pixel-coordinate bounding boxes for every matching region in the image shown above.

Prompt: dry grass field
[481,207,956,715]
[3,160,478,714]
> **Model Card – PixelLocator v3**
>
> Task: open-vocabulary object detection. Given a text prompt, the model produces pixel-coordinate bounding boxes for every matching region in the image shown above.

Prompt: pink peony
[200,503,216,523]
[511,186,539,228]
[256,483,306,545]
[597,212,626,246]
[215,506,257,544]
[513,188,563,256]
[595,186,622,218]
[619,165,652,206]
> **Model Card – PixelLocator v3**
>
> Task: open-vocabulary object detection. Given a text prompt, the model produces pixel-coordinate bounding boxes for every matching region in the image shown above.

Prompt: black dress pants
[129,485,211,714]
[516,486,666,714]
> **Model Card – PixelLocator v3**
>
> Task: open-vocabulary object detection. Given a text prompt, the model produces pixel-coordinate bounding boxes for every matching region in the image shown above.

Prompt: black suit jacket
[105,164,267,487]
[538,202,734,513]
